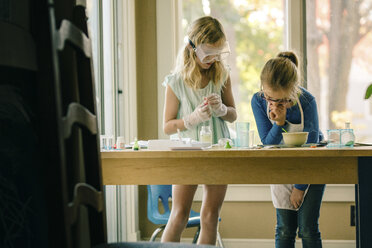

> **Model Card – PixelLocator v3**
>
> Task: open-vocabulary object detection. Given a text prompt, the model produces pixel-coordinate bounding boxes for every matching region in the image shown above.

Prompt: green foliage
[365,83,372,99]
[182,0,205,26]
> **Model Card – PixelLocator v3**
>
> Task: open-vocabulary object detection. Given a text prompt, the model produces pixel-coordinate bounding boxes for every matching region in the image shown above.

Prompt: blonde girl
[161,16,237,245]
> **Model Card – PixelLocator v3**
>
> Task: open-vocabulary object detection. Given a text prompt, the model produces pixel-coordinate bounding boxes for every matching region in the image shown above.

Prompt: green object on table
[345,141,354,147]
[225,141,232,149]
[282,128,287,133]
[133,138,139,150]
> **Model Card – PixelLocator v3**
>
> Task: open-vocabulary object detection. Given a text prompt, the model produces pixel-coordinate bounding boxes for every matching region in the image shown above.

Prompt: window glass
[87,0,116,137]
[306,0,372,142]
[182,0,285,137]
[86,0,102,130]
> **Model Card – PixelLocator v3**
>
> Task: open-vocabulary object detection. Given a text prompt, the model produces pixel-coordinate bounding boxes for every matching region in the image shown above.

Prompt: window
[86,0,102,128]
[86,0,139,242]
[306,0,372,142]
[87,0,137,141]
[181,0,285,138]
[87,0,116,136]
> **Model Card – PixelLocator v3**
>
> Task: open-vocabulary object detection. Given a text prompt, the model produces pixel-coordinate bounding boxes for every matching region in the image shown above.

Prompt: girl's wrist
[276,120,285,126]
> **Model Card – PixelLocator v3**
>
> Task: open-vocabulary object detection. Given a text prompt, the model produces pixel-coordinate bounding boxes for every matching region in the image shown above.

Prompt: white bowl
[282,132,309,146]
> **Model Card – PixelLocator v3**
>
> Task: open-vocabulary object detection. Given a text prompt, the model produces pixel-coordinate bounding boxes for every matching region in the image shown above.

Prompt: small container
[341,122,355,148]
[132,137,140,150]
[116,136,125,149]
[218,138,234,148]
[327,123,355,148]
[200,125,212,146]
[100,135,115,150]
[235,122,250,147]
[327,129,342,148]
[100,135,108,150]
[107,135,115,150]
[282,132,309,146]
[235,122,255,148]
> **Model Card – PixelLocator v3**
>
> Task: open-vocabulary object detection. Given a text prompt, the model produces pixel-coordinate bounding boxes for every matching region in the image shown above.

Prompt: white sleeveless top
[162,73,230,144]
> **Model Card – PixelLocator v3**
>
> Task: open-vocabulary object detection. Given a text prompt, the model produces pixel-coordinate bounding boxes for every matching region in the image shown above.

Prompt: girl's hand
[290,187,305,209]
[269,103,286,126]
[198,102,212,120]
[206,93,227,117]
[182,102,211,130]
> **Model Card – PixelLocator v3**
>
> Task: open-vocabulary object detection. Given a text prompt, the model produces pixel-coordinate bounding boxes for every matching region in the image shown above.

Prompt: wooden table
[101,147,372,247]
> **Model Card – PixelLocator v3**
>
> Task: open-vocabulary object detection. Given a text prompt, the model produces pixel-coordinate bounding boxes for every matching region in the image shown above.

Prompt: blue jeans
[275,184,326,248]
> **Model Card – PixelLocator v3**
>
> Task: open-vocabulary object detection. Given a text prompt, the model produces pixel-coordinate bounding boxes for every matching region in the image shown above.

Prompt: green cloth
[162,73,230,144]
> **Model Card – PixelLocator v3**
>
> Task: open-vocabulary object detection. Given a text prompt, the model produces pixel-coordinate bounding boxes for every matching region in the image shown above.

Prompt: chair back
[35,0,106,247]
[147,185,172,224]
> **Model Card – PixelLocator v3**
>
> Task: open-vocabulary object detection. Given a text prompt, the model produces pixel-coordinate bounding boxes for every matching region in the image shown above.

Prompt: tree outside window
[306,0,372,142]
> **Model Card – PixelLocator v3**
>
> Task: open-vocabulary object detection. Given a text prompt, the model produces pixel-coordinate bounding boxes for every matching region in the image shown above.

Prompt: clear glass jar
[341,122,355,148]
[200,125,212,145]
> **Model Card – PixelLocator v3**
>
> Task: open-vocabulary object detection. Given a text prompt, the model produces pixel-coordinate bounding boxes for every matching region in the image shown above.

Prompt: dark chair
[147,185,224,247]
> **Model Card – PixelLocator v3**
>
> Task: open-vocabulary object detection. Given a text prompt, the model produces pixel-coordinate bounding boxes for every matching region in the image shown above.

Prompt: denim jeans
[275,184,326,248]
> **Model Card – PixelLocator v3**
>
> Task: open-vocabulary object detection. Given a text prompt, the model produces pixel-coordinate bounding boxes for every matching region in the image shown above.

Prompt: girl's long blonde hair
[174,16,228,90]
[260,51,302,101]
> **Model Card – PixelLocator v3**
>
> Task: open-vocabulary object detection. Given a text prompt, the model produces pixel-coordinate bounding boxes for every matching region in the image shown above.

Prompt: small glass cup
[107,135,114,150]
[116,136,125,149]
[341,129,355,148]
[200,125,212,146]
[327,129,341,148]
[235,122,254,148]
[100,135,108,150]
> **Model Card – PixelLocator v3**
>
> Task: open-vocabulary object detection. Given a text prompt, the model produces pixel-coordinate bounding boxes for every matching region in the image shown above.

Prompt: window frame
[91,0,139,242]
[114,0,140,242]
[286,0,307,87]
[156,0,183,139]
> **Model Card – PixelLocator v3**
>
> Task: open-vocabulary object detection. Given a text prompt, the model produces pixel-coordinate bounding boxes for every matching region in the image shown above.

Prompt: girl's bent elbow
[232,113,237,122]
[226,116,237,123]
[163,125,175,136]
[163,128,170,136]
[163,125,170,135]
[228,110,237,123]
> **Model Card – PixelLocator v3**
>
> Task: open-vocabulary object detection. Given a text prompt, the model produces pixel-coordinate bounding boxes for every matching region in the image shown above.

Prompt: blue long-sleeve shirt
[251,87,320,191]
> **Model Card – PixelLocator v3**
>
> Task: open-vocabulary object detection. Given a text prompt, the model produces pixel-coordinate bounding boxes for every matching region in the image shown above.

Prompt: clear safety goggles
[260,91,292,104]
[189,39,231,64]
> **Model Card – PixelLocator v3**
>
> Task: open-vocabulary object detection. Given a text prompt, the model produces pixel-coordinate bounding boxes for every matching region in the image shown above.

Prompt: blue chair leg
[150,226,165,242]
[192,225,201,243]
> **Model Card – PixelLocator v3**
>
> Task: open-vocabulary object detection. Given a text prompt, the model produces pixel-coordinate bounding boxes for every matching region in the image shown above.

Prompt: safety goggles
[260,92,292,104]
[189,39,231,64]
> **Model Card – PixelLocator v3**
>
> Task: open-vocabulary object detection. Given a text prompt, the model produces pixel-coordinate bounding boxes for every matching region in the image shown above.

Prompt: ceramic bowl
[282,132,309,146]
